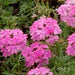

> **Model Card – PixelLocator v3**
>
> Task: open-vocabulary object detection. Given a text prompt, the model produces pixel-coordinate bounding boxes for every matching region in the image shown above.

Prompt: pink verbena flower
[66,33,75,56]
[30,17,61,41]
[21,42,51,67]
[57,0,75,27]
[46,35,59,45]
[0,29,27,57]
[27,67,53,75]
[65,0,75,5]
[67,33,75,44]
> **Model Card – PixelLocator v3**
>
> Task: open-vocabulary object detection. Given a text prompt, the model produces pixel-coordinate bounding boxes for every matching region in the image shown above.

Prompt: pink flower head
[46,35,59,45]
[27,67,53,75]
[30,17,61,41]
[0,29,27,57]
[57,0,75,27]
[65,0,75,5]
[21,42,51,67]
[66,33,75,56]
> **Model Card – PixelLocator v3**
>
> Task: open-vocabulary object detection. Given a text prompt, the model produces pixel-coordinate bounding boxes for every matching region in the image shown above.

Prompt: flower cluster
[0,29,27,57]
[27,67,53,75]
[46,35,59,45]
[30,17,61,45]
[21,42,51,67]
[66,33,75,56]
[57,0,75,27]
[65,0,75,5]
[0,0,75,74]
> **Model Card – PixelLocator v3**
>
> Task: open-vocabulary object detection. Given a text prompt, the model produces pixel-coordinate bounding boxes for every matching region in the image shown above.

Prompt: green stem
[16,54,20,75]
